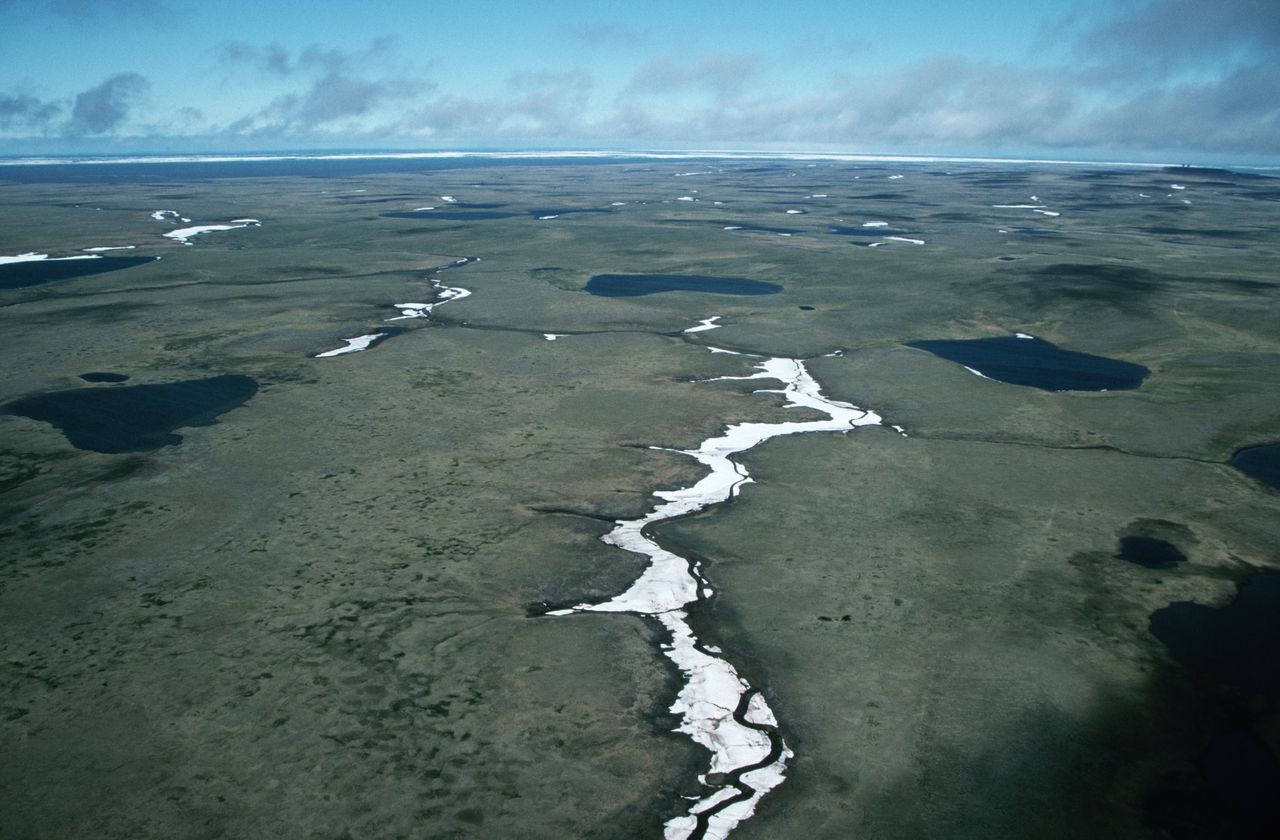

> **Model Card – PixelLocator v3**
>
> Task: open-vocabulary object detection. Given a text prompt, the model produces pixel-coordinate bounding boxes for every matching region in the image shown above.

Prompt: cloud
[622,53,763,101]
[1080,0,1280,58]
[1075,61,1280,154]
[217,38,429,136]
[0,0,170,21]
[219,36,401,77]
[63,72,148,136]
[219,41,293,76]
[0,92,61,130]
[565,22,647,47]
[394,71,591,140]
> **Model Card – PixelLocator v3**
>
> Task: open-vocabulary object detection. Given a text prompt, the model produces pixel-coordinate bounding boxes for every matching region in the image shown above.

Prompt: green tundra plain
[2,157,1279,839]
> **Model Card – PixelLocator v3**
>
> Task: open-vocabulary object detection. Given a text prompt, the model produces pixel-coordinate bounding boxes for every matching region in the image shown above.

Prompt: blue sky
[0,0,1277,162]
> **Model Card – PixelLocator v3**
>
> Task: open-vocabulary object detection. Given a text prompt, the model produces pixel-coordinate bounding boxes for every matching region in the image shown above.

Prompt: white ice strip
[386,274,473,321]
[82,245,136,252]
[555,355,884,839]
[1,252,103,264]
[992,204,1045,209]
[808,193,828,198]
[611,201,627,206]
[150,209,189,222]
[862,221,889,227]
[723,226,743,231]
[677,196,697,201]
[164,219,260,244]
[963,365,996,381]
[1032,209,1061,216]
[1015,332,1035,339]
[538,214,560,220]
[318,257,475,355]
[885,236,925,245]
[314,333,386,357]
[784,209,804,214]
[440,195,457,202]
[1171,184,1185,190]
[684,316,723,334]
[412,206,435,211]
[544,333,567,341]
[888,174,904,179]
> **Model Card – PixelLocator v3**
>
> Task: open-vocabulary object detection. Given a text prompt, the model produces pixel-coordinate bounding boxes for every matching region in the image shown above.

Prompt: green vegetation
[2,160,1278,838]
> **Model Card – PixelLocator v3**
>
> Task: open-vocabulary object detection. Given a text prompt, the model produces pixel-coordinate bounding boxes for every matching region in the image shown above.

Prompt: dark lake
[1231,444,1280,491]
[1117,536,1186,569]
[79,372,130,383]
[0,256,156,289]
[585,274,783,297]
[1149,572,1280,700]
[1145,570,1280,835]
[2,374,258,453]
[907,335,1148,391]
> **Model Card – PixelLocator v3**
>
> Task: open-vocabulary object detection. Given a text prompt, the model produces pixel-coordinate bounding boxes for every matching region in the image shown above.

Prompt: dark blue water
[2,374,258,453]
[1231,444,1280,491]
[78,372,129,383]
[907,335,1148,391]
[1117,537,1187,569]
[0,256,157,289]
[383,209,517,220]
[1149,572,1280,700]
[585,274,783,297]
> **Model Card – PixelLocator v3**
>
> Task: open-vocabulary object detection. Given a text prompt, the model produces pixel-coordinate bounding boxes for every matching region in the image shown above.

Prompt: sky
[0,0,1277,163]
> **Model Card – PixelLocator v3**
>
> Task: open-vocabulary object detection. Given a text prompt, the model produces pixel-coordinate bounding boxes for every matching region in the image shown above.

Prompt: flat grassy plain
[2,158,1279,838]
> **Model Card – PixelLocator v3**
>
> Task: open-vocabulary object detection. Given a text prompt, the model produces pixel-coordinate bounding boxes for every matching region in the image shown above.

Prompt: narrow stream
[314,256,477,357]
[551,353,886,839]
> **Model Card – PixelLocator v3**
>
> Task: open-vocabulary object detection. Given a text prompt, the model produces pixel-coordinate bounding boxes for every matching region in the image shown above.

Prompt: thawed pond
[585,274,783,297]
[907,334,1148,391]
[2,374,258,453]
[1231,443,1280,491]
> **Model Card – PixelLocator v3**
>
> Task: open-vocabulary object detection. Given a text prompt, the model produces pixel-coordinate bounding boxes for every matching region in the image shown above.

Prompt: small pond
[1117,536,1187,569]
[907,335,1148,391]
[1231,443,1280,491]
[2,374,258,453]
[585,274,783,297]
[1149,572,1280,700]
[0,256,157,290]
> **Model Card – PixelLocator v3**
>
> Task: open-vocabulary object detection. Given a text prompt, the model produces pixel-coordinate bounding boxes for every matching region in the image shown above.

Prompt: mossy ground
[2,160,1278,838]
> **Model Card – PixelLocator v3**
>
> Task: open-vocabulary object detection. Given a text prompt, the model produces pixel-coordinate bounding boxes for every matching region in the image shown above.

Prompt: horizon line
[0,148,1200,169]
